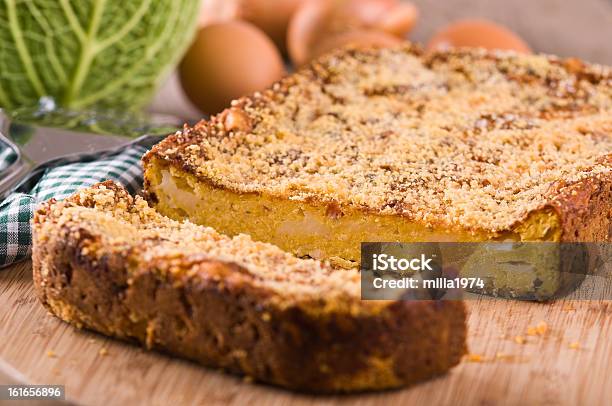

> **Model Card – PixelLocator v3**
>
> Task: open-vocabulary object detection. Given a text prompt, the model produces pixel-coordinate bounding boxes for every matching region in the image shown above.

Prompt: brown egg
[288,0,418,66]
[375,3,418,38]
[331,0,398,27]
[179,21,286,115]
[287,0,328,66]
[426,19,531,54]
[238,0,306,54]
[310,29,403,60]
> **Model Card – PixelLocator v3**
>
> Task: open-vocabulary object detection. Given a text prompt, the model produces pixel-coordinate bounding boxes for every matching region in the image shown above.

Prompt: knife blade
[0,110,173,200]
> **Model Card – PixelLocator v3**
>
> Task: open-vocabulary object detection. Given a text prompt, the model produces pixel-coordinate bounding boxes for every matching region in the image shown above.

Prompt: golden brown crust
[143,45,611,237]
[546,167,612,242]
[32,182,467,393]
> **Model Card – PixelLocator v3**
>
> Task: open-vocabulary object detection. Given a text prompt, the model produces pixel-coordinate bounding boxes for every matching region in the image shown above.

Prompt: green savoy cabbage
[0,0,200,111]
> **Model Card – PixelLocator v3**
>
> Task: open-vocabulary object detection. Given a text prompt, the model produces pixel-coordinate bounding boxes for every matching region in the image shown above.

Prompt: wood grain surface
[1,261,610,405]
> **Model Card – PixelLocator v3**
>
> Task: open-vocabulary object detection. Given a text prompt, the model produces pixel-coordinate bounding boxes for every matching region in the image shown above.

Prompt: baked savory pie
[143,45,611,298]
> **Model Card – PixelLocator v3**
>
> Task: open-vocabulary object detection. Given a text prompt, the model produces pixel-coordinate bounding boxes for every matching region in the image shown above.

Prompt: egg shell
[288,0,417,66]
[179,21,286,115]
[310,29,403,60]
[198,0,240,27]
[375,2,418,38]
[287,0,331,66]
[332,0,398,27]
[239,0,306,54]
[427,19,531,54]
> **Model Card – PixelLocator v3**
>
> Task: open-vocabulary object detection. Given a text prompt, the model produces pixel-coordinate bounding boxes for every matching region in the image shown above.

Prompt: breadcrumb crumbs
[527,321,549,336]
[536,321,548,335]
[466,354,485,362]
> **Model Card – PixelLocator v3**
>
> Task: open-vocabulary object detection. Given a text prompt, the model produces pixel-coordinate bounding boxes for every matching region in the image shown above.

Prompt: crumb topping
[150,45,612,232]
[35,183,361,301]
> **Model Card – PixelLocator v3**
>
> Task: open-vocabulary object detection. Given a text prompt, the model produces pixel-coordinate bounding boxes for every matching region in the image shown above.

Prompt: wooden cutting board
[1,261,610,405]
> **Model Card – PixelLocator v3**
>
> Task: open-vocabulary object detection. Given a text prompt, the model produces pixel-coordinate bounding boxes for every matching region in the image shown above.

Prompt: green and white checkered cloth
[0,144,148,267]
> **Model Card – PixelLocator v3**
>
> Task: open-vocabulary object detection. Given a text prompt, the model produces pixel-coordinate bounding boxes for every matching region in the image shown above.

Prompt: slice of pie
[32,181,467,392]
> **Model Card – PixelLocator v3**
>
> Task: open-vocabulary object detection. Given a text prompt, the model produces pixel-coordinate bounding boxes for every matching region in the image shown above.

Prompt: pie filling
[144,160,569,299]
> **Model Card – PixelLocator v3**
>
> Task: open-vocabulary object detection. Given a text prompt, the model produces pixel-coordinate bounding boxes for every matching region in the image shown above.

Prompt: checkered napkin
[0,144,148,267]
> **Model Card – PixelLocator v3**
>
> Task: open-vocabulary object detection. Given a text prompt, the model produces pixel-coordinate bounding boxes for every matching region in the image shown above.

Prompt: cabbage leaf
[0,0,200,111]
